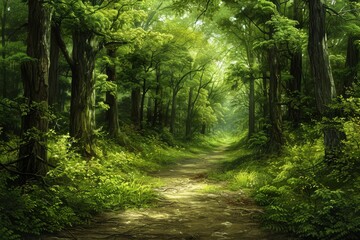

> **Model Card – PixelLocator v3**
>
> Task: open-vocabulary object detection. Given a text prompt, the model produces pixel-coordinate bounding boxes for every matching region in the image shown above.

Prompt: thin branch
[195,0,212,23]
[53,23,74,68]
[242,12,269,35]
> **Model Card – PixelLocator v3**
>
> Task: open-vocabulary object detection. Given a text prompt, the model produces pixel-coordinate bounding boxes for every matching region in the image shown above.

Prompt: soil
[36,146,292,240]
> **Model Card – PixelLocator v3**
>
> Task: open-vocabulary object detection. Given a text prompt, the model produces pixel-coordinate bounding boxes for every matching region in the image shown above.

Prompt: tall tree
[18,0,52,183]
[1,0,8,98]
[287,0,303,127]
[343,0,360,97]
[308,0,344,159]
[105,48,120,138]
[48,26,60,110]
[53,0,145,155]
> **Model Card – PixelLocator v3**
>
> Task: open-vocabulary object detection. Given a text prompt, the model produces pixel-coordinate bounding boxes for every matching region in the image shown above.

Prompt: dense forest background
[1,0,360,239]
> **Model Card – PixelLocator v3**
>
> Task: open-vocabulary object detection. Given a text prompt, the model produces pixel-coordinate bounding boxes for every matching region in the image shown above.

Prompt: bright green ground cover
[0,129,218,239]
[210,127,360,240]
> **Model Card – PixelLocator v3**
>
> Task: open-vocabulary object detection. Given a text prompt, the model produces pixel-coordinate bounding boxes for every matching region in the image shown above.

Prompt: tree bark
[49,26,60,110]
[249,72,255,138]
[267,42,283,153]
[131,87,141,129]
[164,100,170,128]
[308,0,344,159]
[343,2,359,97]
[185,87,193,139]
[146,96,152,125]
[140,79,147,129]
[262,64,269,121]
[69,30,96,157]
[343,35,359,97]
[1,0,8,98]
[170,88,177,134]
[18,0,52,183]
[152,63,162,128]
[287,0,303,128]
[105,48,120,138]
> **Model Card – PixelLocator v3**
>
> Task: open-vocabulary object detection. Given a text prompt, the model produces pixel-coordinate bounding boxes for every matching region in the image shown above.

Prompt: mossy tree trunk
[18,0,52,183]
[308,0,345,160]
[69,30,96,157]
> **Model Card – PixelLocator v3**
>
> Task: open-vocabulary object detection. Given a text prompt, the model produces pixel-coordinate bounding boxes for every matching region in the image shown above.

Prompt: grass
[206,139,273,194]
[198,184,223,194]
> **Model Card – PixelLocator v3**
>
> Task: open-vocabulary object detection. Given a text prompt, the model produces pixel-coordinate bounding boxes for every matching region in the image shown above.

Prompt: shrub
[254,139,360,240]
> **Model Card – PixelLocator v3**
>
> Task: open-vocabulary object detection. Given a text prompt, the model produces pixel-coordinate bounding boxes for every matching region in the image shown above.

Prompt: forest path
[41,145,287,240]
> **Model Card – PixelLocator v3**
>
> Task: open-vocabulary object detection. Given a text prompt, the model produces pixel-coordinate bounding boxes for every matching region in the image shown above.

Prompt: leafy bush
[247,131,268,153]
[254,138,360,240]
[0,173,77,240]
[0,130,193,239]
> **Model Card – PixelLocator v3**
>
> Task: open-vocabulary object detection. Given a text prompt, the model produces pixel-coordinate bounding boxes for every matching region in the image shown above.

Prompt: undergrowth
[254,126,360,240]
[210,123,360,240]
[0,128,203,239]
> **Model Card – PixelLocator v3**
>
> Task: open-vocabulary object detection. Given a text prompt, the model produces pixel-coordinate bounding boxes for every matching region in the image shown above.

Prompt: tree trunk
[343,1,359,97]
[262,66,268,121]
[69,30,96,157]
[1,0,8,98]
[152,64,162,128]
[164,100,170,128]
[105,48,120,138]
[185,87,193,139]
[18,0,52,184]
[287,0,303,128]
[49,26,60,110]
[140,79,147,129]
[248,73,255,138]
[288,50,302,127]
[343,35,359,97]
[308,0,344,159]
[158,88,164,128]
[170,88,177,134]
[267,44,283,153]
[152,83,160,127]
[131,87,141,129]
[146,96,152,125]
[201,122,206,134]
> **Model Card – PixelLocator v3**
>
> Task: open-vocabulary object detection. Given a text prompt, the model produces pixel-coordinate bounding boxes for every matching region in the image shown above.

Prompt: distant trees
[7,0,228,183]
[52,0,148,156]
[220,0,304,153]
[218,0,353,157]
[11,0,360,182]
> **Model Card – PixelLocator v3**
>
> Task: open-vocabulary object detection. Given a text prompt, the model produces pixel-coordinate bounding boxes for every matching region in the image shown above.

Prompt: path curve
[40,146,289,240]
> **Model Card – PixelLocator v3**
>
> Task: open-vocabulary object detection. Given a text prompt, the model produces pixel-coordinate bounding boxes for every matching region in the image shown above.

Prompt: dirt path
[40,146,289,240]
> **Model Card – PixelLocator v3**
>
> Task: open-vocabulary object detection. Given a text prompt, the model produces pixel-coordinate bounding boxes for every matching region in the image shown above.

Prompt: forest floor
[38,145,290,240]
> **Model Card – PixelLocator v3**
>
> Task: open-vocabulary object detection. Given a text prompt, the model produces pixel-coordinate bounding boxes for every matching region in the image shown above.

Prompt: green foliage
[207,139,272,193]
[266,14,306,49]
[0,98,22,134]
[254,134,360,239]
[247,131,269,152]
[47,134,157,214]
[0,129,201,238]
[254,13,305,51]
[0,172,77,239]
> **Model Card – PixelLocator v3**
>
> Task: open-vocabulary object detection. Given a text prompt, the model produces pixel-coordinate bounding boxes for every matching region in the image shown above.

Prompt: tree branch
[53,23,74,68]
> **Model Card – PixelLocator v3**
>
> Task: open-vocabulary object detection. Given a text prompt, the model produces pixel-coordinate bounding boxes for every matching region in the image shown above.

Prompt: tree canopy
[1,0,360,239]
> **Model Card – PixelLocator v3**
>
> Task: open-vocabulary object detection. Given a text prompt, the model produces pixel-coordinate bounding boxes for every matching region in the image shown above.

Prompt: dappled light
[1,0,360,239]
